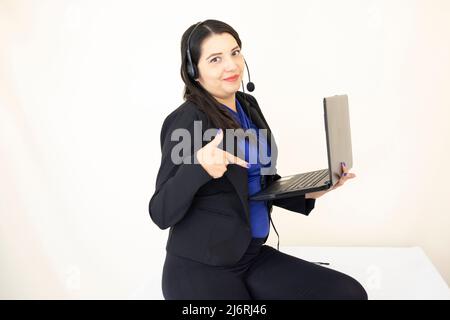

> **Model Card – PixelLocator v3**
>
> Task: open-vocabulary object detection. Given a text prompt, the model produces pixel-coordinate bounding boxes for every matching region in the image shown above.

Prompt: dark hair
[180,19,243,130]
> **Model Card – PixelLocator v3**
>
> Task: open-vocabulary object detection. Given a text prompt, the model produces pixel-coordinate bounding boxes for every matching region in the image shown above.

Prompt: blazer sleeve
[269,174,316,216]
[148,107,213,229]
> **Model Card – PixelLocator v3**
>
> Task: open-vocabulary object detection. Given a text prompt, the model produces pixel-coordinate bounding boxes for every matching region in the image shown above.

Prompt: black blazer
[149,91,316,266]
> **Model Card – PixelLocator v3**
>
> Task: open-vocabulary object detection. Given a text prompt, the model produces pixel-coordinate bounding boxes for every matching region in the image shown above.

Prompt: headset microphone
[243,58,255,92]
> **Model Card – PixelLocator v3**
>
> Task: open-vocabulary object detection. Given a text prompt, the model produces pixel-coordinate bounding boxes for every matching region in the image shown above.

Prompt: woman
[149,19,367,300]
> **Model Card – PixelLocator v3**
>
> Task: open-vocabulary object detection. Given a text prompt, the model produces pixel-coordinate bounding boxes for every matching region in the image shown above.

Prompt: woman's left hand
[305,162,356,199]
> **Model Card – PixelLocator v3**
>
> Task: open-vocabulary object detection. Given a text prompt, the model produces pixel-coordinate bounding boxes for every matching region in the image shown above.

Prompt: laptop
[249,94,353,201]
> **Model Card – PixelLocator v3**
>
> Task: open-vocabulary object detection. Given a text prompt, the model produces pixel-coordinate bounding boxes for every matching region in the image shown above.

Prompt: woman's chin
[223,83,241,93]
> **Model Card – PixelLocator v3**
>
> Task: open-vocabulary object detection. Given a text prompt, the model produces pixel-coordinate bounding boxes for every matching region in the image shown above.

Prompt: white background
[1,0,449,298]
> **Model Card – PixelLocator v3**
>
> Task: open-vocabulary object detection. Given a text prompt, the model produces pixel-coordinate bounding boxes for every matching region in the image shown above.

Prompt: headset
[185,21,255,122]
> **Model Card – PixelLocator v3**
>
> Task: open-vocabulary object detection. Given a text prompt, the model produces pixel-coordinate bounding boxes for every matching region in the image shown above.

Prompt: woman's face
[195,33,244,102]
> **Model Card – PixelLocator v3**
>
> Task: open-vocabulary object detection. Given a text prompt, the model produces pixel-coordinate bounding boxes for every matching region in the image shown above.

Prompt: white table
[281,246,450,300]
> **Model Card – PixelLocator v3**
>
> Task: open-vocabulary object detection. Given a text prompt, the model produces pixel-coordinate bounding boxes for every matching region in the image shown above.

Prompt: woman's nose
[223,57,239,71]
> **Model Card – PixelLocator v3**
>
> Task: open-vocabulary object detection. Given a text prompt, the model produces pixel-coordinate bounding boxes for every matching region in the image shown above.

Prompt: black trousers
[162,238,368,300]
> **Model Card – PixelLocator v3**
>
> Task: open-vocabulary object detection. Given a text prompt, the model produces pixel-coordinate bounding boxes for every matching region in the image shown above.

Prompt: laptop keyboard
[285,169,328,191]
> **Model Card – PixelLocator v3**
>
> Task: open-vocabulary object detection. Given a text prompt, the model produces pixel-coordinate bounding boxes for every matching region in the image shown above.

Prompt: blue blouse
[220,98,272,238]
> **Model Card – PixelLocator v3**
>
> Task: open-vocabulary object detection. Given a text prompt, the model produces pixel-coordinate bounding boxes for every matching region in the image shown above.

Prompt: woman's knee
[330,274,368,300]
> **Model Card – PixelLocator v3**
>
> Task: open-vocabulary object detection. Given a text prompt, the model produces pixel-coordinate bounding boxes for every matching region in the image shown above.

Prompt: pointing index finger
[224,151,249,168]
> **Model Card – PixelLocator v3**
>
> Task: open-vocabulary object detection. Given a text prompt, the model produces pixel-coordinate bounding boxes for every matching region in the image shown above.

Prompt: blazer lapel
[224,165,250,225]
[236,92,278,167]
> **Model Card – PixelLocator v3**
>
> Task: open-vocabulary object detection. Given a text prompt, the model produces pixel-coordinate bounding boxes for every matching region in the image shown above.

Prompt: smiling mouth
[223,75,239,81]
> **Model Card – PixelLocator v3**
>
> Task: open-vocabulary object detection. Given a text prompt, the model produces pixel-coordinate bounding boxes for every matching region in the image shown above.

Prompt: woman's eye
[210,50,240,63]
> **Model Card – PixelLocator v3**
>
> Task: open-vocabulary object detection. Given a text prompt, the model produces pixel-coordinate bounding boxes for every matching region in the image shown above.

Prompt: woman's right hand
[196,129,249,179]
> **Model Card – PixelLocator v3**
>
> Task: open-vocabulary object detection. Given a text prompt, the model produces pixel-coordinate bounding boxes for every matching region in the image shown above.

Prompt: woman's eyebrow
[205,46,240,60]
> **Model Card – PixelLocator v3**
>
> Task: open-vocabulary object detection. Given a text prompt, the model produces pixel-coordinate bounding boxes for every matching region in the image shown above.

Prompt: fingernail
[246,163,251,168]
[218,129,222,134]
[343,173,347,176]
